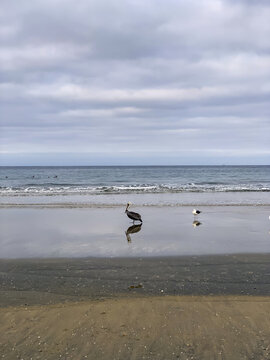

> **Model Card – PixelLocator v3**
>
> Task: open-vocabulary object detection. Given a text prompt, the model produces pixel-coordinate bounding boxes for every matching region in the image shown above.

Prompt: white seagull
[192,209,201,216]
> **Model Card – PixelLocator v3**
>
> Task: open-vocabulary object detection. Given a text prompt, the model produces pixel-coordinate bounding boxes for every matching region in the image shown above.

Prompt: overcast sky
[0,0,270,165]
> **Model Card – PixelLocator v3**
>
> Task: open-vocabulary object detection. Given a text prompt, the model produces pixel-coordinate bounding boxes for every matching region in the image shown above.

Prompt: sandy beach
[1,205,270,359]
[1,295,270,360]
[1,253,270,359]
[1,0,270,353]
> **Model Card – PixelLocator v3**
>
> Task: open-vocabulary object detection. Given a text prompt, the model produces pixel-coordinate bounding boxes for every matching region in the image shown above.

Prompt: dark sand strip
[1,254,270,307]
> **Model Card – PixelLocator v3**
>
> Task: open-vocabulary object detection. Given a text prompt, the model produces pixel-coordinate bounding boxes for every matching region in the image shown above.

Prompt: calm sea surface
[0,166,269,206]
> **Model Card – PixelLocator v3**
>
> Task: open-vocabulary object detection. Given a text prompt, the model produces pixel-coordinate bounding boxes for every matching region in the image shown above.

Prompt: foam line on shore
[1,202,270,208]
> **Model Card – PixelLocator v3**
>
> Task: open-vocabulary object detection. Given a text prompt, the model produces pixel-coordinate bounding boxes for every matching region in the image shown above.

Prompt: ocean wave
[0,183,270,196]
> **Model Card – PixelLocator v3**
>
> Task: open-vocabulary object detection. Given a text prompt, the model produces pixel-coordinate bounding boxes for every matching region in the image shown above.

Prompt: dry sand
[1,295,270,360]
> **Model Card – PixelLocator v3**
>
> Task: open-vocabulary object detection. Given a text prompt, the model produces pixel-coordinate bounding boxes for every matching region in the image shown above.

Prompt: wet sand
[1,205,270,359]
[1,206,270,258]
[1,255,270,359]
[1,254,270,307]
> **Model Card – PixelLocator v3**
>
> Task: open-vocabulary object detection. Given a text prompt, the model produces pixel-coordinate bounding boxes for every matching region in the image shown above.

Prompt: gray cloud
[0,0,270,165]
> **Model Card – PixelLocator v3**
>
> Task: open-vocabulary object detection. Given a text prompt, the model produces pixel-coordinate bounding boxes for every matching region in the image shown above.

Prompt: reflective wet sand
[1,206,270,359]
[1,206,270,258]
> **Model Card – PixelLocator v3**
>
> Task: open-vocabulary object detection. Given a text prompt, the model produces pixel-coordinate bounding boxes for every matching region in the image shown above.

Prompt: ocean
[0,165,270,206]
[1,165,270,258]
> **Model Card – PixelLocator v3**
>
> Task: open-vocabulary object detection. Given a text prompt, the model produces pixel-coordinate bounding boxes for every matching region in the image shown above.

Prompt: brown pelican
[192,209,201,216]
[125,224,142,242]
[125,202,143,223]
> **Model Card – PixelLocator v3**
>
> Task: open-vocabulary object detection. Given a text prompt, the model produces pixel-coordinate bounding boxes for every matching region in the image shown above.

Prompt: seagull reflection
[125,224,142,243]
[192,220,202,227]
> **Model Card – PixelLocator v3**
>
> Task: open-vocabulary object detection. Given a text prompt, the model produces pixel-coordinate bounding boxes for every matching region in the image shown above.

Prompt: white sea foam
[0,183,269,196]
[1,166,269,206]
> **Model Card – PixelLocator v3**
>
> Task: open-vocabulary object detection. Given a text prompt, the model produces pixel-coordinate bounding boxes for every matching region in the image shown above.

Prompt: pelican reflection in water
[125,224,142,243]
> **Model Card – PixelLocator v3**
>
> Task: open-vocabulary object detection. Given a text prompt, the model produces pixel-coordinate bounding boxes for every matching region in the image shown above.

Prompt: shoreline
[1,203,270,208]
[1,190,270,208]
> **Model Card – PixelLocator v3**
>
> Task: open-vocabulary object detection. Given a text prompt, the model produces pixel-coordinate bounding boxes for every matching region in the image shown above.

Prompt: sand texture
[1,254,270,308]
[1,296,270,360]
[1,254,270,358]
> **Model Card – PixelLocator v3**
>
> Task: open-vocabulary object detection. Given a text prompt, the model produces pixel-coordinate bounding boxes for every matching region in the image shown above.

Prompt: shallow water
[1,191,270,207]
[1,206,269,258]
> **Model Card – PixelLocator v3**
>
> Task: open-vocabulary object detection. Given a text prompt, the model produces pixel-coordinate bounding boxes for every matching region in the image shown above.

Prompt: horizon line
[0,164,269,167]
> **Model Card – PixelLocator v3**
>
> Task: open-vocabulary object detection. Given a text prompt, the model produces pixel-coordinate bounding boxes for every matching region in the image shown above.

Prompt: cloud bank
[0,0,270,165]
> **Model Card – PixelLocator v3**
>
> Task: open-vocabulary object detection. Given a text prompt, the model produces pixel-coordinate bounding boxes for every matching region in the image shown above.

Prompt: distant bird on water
[125,202,143,223]
[192,209,201,216]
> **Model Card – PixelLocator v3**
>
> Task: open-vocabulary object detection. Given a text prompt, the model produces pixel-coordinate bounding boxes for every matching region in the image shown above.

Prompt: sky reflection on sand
[0,206,270,258]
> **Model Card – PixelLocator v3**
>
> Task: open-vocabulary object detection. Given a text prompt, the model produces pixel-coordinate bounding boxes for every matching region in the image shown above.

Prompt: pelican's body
[192,209,201,216]
[125,203,142,223]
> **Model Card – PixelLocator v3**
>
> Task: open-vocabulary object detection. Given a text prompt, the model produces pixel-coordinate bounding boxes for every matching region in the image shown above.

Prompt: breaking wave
[0,183,269,196]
